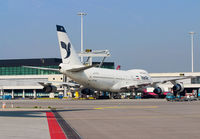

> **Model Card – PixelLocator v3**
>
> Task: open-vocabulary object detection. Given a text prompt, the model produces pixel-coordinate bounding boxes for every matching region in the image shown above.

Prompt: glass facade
[93,62,115,69]
[191,76,200,84]
[0,58,115,76]
[101,65,114,69]
[0,66,60,75]
[0,58,62,76]
[3,89,58,98]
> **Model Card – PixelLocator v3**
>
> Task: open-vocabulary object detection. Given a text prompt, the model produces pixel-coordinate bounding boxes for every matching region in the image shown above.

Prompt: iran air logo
[60,41,71,59]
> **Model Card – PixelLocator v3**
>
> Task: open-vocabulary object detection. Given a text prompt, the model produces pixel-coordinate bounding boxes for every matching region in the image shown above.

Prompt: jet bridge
[78,49,111,66]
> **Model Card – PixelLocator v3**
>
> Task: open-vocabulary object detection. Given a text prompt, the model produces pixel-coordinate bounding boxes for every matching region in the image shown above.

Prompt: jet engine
[43,85,57,93]
[172,83,184,92]
[153,86,164,95]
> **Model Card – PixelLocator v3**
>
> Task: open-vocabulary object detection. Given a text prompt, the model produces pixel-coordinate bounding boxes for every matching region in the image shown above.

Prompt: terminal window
[191,77,200,84]
[0,66,60,75]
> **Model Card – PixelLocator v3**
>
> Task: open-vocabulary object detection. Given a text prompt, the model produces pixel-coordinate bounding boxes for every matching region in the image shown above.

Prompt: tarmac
[0,109,51,139]
[1,99,200,139]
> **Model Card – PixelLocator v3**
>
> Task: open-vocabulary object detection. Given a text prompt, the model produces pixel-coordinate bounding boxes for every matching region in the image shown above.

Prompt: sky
[0,0,200,73]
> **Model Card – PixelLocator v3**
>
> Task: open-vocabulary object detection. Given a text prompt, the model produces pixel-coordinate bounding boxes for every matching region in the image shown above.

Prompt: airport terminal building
[0,58,114,99]
[1,58,200,99]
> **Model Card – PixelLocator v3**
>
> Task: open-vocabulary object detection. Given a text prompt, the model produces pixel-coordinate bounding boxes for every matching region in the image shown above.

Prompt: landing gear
[129,92,135,99]
[110,92,114,99]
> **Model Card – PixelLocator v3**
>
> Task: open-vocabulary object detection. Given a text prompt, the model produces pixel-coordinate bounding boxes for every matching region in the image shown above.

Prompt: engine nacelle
[43,85,57,93]
[153,87,164,95]
[172,83,184,92]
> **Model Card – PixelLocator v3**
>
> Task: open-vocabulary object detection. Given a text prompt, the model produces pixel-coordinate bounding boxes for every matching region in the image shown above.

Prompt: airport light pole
[189,32,195,72]
[78,12,87,63]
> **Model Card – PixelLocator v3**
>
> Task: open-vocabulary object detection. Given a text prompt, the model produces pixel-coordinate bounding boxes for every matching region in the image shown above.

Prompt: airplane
[24,25,194,95]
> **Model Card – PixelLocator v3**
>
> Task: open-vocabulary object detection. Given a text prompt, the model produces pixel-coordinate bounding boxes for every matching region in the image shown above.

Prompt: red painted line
[46,112,67,139]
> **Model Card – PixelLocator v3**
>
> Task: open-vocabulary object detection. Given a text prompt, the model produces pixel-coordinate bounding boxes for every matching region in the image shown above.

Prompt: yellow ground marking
[63,114,200,120]
[94,105,158,110]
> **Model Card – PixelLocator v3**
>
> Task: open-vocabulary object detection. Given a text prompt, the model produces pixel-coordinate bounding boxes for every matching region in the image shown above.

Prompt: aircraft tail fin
[116,65,121,70]
[56,25,82,66]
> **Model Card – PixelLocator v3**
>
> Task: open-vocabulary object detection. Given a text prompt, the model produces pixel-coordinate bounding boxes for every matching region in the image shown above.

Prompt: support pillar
[63,75,67,98]
[89,57,92,66]
[33,90,36,99]
[64,86,67,97]
[12,90,14,99]
[0,87,3,96]
[22,89,25,99]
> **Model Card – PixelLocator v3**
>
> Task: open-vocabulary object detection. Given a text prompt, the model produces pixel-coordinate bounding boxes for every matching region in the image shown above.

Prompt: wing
[38,81,80,88]
[119,81,152,92]
[119,76,195,92]
[151,76,195,86]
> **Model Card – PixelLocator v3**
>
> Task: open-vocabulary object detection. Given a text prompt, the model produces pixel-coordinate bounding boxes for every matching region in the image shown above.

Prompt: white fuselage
[61,67,153,92]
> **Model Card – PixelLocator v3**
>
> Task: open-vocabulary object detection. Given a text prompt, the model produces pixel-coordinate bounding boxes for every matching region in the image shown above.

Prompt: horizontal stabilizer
[67,64,98,72]
[23,66,60,72]
[38,81,80,87]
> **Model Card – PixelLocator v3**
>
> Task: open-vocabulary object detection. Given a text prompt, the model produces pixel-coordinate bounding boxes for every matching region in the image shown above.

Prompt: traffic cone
[2,102,6,109]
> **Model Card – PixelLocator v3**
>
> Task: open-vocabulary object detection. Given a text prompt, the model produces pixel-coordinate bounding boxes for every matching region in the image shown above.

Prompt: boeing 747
[24,25,193,95]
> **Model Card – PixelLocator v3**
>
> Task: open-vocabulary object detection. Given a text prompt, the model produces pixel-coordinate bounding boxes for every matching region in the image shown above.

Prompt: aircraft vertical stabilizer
[56,25,82,66]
